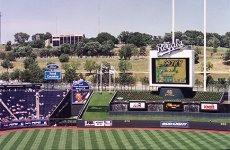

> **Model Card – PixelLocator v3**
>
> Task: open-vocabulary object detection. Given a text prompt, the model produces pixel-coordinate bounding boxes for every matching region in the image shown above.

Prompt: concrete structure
[45,33,85,47]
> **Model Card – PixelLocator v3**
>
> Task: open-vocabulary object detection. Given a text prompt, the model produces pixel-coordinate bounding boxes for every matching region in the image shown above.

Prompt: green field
[0,129,229,149]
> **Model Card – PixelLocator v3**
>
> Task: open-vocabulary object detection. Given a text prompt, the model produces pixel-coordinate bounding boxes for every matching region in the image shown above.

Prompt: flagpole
[203,0,207,91]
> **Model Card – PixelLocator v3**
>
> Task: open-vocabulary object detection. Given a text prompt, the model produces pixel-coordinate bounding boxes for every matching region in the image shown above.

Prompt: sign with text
[72,80,91,104]
[44,71,62,80]
[160,121,189,128]
[164,102,183,111]
[129,101,146,110]
[157,39,184,57]
[201,103,218,111]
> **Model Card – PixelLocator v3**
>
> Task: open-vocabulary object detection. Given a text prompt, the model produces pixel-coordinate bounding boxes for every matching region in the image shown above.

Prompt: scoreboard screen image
[151,58,189,84]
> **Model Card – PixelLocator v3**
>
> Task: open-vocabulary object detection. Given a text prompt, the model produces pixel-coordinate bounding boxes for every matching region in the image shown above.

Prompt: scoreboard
[149,43,194,87]
[153,58,189,84]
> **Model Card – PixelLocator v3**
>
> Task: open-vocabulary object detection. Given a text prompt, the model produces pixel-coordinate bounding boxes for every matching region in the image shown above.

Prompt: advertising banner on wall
[129,101,146,110]
[84,120,112,127]
[160,121,189,128]
[164,102,183,111]
[0,120,49,130]
[72,79,91,104]
[200,103,218,111]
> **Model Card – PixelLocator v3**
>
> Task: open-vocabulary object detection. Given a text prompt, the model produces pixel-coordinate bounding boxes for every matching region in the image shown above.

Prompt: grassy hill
[0,45,229,81]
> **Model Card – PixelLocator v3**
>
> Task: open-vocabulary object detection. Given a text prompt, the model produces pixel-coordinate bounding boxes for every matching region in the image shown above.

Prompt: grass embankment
[0,46,229,80]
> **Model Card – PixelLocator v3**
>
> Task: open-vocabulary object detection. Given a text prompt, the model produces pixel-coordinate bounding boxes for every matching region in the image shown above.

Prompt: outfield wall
[77,120,230,131]
[109,111,230,118]
[0,119,49,130]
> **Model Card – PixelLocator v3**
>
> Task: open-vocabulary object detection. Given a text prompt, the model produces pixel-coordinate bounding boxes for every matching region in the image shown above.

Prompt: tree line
[0,30,230,86]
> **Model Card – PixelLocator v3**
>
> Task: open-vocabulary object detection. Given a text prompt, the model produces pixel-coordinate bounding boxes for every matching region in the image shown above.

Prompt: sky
[0,0,230,43]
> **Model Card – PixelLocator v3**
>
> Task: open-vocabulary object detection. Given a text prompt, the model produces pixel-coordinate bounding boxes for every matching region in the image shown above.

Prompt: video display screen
[151,58,189,84]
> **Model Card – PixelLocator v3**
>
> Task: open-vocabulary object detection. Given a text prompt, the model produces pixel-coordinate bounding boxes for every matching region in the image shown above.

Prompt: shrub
[59,54,69,62]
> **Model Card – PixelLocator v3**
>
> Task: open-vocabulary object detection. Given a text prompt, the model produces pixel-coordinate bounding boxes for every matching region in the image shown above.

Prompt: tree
[200,61,213,71]
[209,36,220,53]
[20,63,43,83]
[10,69,21,80]
[29,40,45,48]
[14,46,33,57]
[119,44,137,60]
[0,52,6,59]
[151,36,163,50]
[84,60,97,73]
[60,43,71,54]
[84,41,101,56]
[223,49,230,65]
[5,41,12,51]
[127,32,149,47]
[14,32,30,45]
[1,59,14,72]
[118,31,130,44]
[101,40,115,56]
[163,33,172,42]
[118,60,132,73]
[194,52,199,64]
[75,42,85,57]
[59,54,70,62]
[62,61,80,83]
[0,72,10,81]
[23,57,36,69]
[6,52,16,61]
[206,75,215,86]
[44,32,52,40]
[96,32,118,44]
[63,68,77,83]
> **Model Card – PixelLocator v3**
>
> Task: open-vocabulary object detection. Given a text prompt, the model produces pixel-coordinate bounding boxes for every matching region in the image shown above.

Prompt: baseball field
[0,128,229,149]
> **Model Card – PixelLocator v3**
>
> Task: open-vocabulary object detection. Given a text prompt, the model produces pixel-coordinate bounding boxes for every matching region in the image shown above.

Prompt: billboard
[164,102,183,111]
[72,80,91,104]
[129,101,146,110]
[152,58,189,85]
[200,103,218,111]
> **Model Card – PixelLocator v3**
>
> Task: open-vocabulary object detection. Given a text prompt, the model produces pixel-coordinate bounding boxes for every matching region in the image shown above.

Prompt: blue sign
[72,79,91,104]
[47,64,59,70]
[44,71,62,80]
[160,121,189,128]
[72,79,90,89]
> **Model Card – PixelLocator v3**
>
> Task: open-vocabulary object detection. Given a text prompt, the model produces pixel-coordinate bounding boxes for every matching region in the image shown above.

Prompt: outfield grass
[0,129,229,149]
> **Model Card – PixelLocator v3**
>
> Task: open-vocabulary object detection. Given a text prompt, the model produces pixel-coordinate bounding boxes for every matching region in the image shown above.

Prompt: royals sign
[157,39,184,56]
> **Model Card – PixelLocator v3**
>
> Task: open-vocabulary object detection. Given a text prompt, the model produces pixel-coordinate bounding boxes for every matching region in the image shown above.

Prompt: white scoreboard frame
[149,49,194,87]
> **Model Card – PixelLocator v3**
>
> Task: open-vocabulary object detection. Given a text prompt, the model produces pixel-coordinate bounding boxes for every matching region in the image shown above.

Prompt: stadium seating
[0,89,67,121]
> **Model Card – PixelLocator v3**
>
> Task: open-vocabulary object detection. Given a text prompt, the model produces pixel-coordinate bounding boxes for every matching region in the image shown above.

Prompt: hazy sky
[0,0,230,43]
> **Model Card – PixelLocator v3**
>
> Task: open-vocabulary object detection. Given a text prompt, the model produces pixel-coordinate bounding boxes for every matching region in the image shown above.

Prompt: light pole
[203,0,207,91]
[172,0,175,44]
